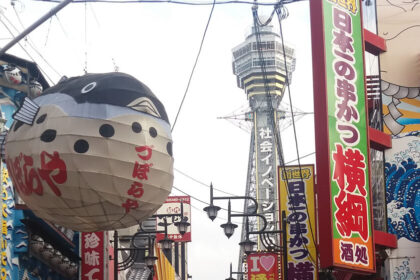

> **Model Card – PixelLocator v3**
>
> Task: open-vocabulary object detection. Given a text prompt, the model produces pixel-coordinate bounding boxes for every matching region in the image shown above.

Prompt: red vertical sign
[247,252,279,280]
[81,231,106,280]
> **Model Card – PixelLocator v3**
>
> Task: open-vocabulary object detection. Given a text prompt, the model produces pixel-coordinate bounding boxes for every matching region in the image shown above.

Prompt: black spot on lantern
[40,129,57,142]
[99,124,115,138]
[132,122,142,133]
[167,142,173,156]
[74,139,89,153]
[149,127,157,138]
[36,114,47,124]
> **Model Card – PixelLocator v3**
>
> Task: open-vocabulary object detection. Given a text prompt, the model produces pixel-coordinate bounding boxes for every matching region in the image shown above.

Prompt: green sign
[323,0,375,271]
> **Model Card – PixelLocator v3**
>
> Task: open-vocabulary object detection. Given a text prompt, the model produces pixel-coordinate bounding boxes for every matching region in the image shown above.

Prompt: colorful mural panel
[378,0,420,279]
[0,165,19,280]
[377,0,420,136]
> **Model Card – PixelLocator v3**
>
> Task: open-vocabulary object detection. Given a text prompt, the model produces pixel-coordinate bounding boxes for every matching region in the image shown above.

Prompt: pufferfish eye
[81,82,97,94]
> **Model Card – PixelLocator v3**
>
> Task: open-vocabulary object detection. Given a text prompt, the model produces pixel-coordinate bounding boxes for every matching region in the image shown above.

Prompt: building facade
[0,54,79,280]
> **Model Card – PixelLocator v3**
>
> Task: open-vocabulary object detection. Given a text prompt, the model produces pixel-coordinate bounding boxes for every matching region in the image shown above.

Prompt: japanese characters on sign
[81,232,106,280]
[322,0,374,271]
[156,196,191,243]
[279,165,317,280]
[247,252,278,280]
[256,126,278,249]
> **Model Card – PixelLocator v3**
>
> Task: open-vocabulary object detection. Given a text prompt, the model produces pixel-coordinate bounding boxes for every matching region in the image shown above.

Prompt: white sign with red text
[156,196,191,242]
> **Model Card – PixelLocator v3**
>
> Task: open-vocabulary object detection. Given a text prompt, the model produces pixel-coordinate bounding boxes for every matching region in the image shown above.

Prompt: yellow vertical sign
[279,165,318,279]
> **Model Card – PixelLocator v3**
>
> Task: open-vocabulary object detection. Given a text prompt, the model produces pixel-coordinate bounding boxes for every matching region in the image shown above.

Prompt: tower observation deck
[232,24,296,275]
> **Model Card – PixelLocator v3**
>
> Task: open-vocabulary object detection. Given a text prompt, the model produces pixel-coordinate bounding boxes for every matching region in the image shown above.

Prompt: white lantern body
[5,73,174,232]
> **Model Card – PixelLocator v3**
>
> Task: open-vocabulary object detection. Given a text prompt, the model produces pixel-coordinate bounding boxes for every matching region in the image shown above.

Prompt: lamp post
[203,183,288,279]
[113,202,190,279]
[225,262,245,280]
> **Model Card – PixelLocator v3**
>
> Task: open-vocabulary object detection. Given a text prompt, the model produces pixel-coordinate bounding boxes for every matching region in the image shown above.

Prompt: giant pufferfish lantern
[2,72,174,232]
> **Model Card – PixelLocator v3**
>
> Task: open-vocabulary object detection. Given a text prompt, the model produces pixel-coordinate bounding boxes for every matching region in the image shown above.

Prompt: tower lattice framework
[231,22,296,276]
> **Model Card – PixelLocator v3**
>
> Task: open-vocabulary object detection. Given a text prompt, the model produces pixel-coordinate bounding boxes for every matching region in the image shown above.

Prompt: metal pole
[282,211,287,280]
[0,0,73,56]
[114,230,118,280]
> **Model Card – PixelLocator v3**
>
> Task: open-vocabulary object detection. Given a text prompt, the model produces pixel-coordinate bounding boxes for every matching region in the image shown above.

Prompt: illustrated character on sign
[1,72,174,232]
[378,0,420,135]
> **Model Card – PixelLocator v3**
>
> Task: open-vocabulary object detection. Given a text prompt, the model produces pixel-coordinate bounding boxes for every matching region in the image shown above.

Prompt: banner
[80,231,107,280]
[279,165,317,280]
[247,252,279,280]
[156,196,191,242]
[310,0,375,272]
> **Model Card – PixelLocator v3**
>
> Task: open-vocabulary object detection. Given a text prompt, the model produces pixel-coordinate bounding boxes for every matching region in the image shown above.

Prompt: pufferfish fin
[127,97,161,119]
[0,130,8,161]
[12,97,40,126]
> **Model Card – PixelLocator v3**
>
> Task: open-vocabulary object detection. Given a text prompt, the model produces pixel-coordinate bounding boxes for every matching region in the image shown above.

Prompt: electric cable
[250,3,317,264]
[0,17,55,85]
[171,0,216,132]
[33,0,307,5]
[8,7,62,78]
[277,4,317,250]
[174,168,241,197]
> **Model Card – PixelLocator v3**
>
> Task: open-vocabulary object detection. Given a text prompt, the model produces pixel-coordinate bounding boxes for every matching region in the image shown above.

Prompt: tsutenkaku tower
[231,24,296,272]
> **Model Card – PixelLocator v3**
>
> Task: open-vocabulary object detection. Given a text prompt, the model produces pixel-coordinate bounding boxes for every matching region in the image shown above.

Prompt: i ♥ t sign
[260,255,275,271]
[247,252,278,279]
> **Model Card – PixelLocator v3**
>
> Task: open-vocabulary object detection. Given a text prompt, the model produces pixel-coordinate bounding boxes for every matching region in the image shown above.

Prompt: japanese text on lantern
[258,127,276,246]
[6,151,67,198]
[122,145,153,213]
[81,232,104,280]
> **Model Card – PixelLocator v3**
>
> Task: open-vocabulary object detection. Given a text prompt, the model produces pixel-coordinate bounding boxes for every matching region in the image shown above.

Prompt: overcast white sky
[1,1,314,279]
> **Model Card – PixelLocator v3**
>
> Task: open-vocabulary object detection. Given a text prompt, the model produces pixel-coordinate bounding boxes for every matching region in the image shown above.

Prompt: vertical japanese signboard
[80,231,108,280]
[247,252,279,280]
[254,116,279,249]
[156,196,191,242]
[310,0,375,272]
[279,165,317,280]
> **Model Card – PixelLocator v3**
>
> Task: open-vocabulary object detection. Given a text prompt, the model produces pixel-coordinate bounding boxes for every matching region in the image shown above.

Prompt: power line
[174,168,241,197]
[33,0,306,5]
[0,17,55,85]
[171,0,216,132]
[8,7,62,78]
[251,4,317,264]
[172,185,244,215]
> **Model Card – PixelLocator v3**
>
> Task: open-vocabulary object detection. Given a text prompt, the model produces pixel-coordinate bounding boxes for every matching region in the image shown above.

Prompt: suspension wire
[171,0,216,132]
[44,17,53,47]
[251,3,317,264]
[83,2,88,75]
[172,186,244,214]
[277,5,317,253]
[9,7,62,78]
[33,0,307,5]
[0,17,55,85]
[174,168,241,197]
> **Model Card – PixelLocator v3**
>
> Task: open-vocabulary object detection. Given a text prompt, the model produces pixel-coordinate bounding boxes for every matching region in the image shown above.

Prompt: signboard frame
[247,252,279,280]
[278,164,318,280]
[156,196,191,243]
[310,0,376,272]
